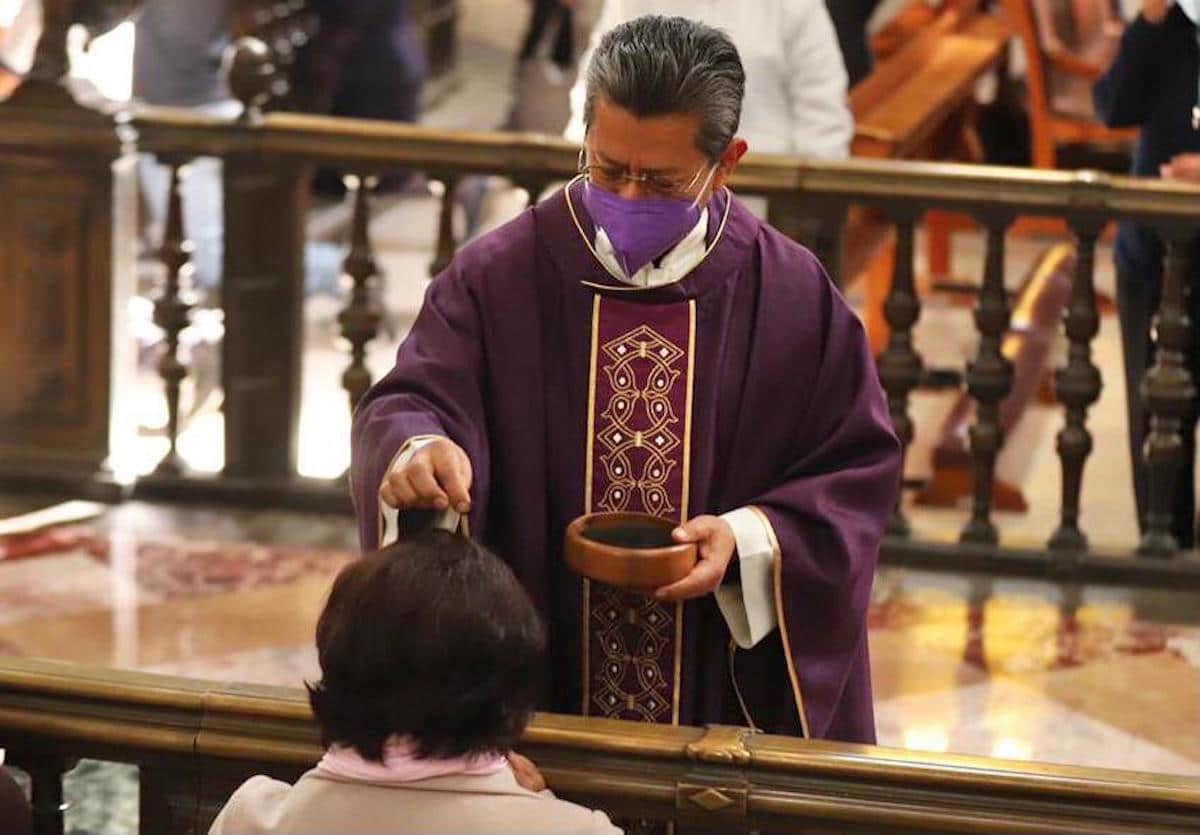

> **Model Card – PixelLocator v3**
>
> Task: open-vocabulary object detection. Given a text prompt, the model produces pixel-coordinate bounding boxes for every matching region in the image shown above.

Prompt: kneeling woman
[210,532,620,834]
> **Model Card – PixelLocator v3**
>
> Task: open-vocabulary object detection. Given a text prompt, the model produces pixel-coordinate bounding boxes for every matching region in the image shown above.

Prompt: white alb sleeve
[713,507,779,649]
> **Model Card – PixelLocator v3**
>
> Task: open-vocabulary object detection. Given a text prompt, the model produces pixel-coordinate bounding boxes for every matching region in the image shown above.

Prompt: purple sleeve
[752,282,901,740]
[350,265,490,549]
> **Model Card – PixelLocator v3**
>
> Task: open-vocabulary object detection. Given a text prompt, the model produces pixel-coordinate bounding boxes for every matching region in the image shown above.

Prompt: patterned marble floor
[0,498,1195,784]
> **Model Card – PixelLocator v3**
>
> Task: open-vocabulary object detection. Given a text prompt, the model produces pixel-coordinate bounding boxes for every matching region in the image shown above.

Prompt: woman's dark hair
[307,532,546,762]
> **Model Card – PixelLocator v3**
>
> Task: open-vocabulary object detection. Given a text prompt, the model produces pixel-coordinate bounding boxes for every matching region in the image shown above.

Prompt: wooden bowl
[564,512,697,590]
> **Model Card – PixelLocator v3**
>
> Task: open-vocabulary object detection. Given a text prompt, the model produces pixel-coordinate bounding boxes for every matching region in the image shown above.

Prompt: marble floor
[0,496,1195,783]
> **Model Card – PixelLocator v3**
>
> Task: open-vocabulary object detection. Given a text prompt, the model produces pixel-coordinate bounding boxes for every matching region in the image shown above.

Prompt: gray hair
[583,15,745,162]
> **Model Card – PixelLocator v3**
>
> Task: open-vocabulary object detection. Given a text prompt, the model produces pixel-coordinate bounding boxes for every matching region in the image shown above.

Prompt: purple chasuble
[351,179,902,743]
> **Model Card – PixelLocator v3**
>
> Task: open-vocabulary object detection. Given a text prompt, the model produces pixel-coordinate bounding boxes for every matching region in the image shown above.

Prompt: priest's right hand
[379,438,473,514]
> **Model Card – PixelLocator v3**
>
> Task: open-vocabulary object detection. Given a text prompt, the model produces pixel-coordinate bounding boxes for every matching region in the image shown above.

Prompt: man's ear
[711,138,750,193]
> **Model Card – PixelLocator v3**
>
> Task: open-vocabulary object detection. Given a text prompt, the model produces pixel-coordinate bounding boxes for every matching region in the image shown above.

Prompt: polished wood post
[1049,222,1102,552]
[876,211,923,537]
[220,41,308,483]
[338,174,382,411]
[1138,233,1197,557]
[140,763,204,835]
[221,155,308,481]
[961,217,1014,545]
[766,197,846,288]
[429,173,460,277]
[0,42,135,496]
[153,160,196,476]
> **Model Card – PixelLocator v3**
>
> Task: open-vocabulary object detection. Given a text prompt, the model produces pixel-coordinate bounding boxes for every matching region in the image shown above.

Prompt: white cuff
[379,436,462,547]
[713,507,779,649]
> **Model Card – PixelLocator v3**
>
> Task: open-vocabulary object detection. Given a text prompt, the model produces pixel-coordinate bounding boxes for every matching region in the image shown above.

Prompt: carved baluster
[515,178,548,209]
[26,4,71,83]
[812,209,847,288]
[961,218,1014,545]
[338,174,383,412]
[1138,233,1197,556]
[876,211,923,537]
[1049,221,1103,552]
[153,161,196,477]
[429,174,461,277]
[25,754,69,835]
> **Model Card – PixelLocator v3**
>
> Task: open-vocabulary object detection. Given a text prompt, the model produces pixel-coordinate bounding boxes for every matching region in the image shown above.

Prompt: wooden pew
[851,13,1008,160]
[845,4,1011,355]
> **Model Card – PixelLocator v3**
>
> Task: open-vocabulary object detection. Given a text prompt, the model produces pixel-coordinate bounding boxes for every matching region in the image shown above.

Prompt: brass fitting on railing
[676,725,757,817]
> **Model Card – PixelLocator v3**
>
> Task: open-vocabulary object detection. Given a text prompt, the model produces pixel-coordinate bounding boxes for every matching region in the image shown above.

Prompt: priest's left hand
[656,516,736,601]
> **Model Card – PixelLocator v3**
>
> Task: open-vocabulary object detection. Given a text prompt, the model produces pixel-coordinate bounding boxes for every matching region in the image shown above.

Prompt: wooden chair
[1002,0,1136,171]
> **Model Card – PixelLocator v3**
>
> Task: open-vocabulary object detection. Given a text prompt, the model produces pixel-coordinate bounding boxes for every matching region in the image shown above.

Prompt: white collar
[593,209,710,288]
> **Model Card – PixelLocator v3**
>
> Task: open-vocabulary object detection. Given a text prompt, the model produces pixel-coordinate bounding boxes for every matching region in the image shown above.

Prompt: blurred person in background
[1094,0,1200,547]
[518,0,577,81]
[825,0,882,87]
[306,0,427,196]
[135,0,345,303]
[566,0,853,159]
[133,0,238,297]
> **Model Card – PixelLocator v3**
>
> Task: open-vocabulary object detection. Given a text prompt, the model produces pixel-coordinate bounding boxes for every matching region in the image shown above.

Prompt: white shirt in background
[0,0,40,75]
[565,0,854,159]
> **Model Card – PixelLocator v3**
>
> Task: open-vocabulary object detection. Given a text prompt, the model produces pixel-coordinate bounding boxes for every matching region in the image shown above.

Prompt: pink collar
[316,736,509,784]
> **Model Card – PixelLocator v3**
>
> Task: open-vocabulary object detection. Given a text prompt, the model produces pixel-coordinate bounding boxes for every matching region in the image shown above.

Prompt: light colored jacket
[566,0,854,159]
[208,768,622,835]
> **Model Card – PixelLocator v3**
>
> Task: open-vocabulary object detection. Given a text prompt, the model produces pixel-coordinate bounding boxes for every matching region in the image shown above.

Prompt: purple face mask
[582,179,711,277]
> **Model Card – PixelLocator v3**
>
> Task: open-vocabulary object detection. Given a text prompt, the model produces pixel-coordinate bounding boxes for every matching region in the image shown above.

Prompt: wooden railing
[2,38,1200,588]
[0,657,1195,835]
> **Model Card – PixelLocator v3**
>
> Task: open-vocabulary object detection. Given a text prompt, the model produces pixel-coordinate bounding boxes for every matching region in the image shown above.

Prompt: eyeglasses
[577,148,712,199]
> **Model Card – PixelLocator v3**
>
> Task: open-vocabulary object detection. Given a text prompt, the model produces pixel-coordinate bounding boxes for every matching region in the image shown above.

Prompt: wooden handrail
[0,657,1196,834]
[124,106,1200,226]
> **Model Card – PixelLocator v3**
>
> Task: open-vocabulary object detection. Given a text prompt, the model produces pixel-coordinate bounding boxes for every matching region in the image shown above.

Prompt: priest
[351,15,901,743]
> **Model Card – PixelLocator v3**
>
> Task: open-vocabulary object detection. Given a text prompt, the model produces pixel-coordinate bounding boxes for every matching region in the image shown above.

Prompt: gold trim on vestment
[581,294,602,716]
[564,174,734,292]
[584,294,601,513]
[749,504,811,738]
[671,300,697,724]
[680,301,696,521]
